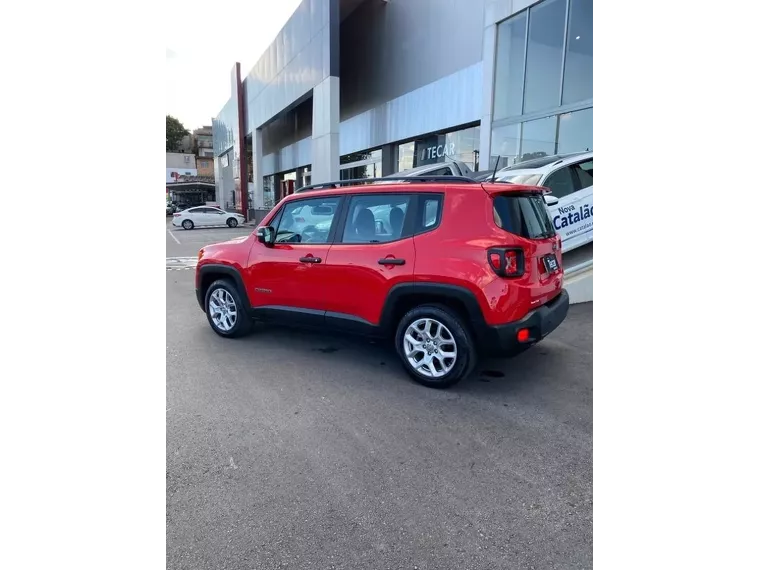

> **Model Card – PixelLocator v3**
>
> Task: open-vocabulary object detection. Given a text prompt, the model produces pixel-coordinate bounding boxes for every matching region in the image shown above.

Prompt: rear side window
[341,194,412,243]
[417,194,443,233]
[493,194,556,240]
[542,167,575,199]
[572,159,593,189]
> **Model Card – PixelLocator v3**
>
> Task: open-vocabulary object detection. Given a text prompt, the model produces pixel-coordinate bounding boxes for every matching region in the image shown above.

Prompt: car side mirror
[544,195,559,207]
[256,226,275,246]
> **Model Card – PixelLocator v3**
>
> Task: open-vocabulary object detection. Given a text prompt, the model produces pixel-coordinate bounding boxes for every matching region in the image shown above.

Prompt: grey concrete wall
[242,0,337,135]
[340,0,486,121]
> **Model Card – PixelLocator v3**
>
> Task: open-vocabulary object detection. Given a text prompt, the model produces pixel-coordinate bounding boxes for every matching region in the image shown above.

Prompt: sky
[166,0,302,132]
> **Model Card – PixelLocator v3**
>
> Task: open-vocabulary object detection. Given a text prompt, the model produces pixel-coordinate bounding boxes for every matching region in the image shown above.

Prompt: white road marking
[166,257,198,271]
[168,231,181,245]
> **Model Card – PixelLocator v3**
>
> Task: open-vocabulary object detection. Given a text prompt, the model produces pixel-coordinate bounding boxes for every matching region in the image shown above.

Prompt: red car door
[245,196,342,326]
[322,192,418,329]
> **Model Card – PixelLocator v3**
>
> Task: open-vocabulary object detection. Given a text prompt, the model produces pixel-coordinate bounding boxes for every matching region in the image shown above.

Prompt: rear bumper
[478,289,569,356]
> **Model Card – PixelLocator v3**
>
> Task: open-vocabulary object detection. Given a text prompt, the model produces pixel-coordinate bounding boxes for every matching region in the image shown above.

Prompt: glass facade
[523,0,566,114]
[562,0,593,104]
[491,0,592,165]
[340,149,382,180]
[263,175,275,209]
[397,125,480,172]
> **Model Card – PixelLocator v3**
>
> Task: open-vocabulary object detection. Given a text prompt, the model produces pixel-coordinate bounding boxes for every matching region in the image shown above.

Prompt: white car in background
[172,206,246,230]
[495,151,593,253]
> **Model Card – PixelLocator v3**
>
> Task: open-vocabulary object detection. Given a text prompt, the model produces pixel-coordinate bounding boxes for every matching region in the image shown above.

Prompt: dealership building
[212,0,592,220]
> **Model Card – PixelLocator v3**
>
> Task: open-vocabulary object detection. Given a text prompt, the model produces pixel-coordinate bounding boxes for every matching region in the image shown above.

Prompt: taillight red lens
[173,213,180,217]
[517,328,530,342]
[487,248,524,278]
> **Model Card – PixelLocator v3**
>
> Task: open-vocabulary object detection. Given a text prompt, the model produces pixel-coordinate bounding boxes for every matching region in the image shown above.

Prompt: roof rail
[295,175,478,193]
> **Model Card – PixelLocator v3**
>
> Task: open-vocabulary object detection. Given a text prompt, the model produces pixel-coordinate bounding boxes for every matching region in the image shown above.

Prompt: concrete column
[250,128,264,211]
[381,143,397,177]
[311,76,340,184]
[479,23,497,171]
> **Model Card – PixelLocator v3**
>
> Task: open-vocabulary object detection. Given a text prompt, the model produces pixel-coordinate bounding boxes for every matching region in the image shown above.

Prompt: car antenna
[490,156,501,183]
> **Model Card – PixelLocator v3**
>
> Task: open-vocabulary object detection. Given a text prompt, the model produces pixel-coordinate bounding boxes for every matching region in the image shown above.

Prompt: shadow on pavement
[210,302,592,396]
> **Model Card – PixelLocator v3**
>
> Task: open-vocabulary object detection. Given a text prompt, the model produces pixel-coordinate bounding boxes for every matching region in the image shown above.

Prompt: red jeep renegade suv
[195,176,569,388]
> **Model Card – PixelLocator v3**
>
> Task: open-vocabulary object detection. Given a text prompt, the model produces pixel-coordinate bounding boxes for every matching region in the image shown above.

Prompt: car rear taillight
[173,213,181,217]
[487,247,524,278]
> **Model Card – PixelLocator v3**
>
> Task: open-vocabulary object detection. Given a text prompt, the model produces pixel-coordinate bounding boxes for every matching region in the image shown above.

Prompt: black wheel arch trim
[196,264,250,311]
[378,282,488,337]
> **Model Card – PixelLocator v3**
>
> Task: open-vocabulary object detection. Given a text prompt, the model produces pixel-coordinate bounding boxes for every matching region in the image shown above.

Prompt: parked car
[172,206,245,230]
[280,202,337,238]
[383,159,476,179]
[195,176,568,388]
[472,170,496,181]
[495,152,593,253]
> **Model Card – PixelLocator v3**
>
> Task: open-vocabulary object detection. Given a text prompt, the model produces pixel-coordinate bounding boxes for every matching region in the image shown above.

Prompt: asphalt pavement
[166,218,593,569]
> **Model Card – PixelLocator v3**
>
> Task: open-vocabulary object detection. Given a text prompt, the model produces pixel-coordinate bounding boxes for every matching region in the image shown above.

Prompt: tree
[166,115,189,152]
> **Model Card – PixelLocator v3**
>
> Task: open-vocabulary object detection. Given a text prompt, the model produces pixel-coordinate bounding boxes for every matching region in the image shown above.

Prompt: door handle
[299,256,322,263]
[378,258,405,265]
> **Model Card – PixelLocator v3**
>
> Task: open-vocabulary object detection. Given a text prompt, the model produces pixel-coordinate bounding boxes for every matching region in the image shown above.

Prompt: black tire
[204,279,253,338]
[394,304,477,389]
[226,217,238,228]
[182,219,194,230]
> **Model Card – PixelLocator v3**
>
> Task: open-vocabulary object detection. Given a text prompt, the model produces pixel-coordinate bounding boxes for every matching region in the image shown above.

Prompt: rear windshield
[493,194,556,240]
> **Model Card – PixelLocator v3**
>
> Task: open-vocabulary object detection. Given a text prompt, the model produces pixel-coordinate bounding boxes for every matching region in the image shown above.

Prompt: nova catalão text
[553,203,593,230]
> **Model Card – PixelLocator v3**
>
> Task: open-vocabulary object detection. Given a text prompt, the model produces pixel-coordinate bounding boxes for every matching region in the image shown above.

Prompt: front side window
[274,197,341,244]
[341,194,412,243]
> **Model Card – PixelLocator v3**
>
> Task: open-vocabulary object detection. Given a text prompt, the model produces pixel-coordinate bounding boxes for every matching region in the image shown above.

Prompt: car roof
[279,180,546,204]
[497,151,592,173]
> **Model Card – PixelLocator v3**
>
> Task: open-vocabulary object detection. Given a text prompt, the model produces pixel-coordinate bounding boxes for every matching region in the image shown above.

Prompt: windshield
[495,173,542,185]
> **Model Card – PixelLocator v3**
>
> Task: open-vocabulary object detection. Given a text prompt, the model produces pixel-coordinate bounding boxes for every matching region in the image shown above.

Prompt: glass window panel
[444,126,480,171]
[571,160,593,189]
[520,115,558,162]
[543,166,575,199]
[397,141,415,172]
[263,175,275,209]
[493,12,527,120]
[340,149,382,165]
[276,197,341,244]
[490,123,520,169]
[403,126,480,170]
[562,0,593,104]
[342,194,412,243]
[557,107,593,153]
[523,0,567,114]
